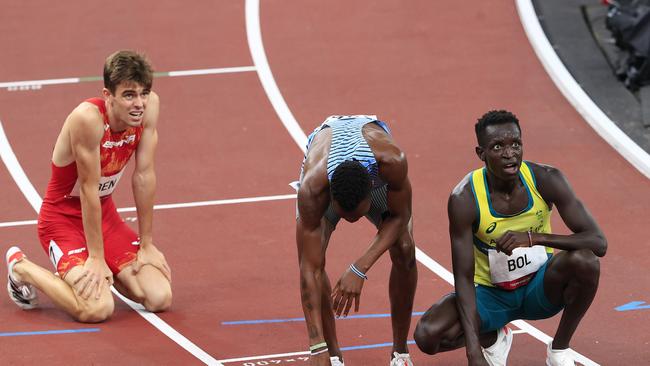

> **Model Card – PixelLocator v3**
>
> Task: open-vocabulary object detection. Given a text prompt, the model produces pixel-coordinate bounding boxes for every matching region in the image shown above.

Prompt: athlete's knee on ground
[142,282,172,312]
[74,294,115,323]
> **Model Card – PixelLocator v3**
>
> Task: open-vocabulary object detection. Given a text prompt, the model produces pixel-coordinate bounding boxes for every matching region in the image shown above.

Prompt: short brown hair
[103,50,153,94]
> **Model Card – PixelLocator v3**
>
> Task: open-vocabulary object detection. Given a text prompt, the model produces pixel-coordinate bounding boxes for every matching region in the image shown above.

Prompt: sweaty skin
[297,122,417,365]
[13,81,172,323]
[414,122,606,366]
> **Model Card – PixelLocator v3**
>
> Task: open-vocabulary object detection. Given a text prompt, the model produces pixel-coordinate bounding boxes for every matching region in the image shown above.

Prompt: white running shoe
[6,246,38,310]
[390,352,414,366]
[330,356,344,366]
[482,326,513,366]
[546,341,576,366]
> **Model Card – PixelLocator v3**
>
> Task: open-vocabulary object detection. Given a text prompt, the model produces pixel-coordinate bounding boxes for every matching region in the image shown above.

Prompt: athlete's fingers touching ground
[343,294,354,316]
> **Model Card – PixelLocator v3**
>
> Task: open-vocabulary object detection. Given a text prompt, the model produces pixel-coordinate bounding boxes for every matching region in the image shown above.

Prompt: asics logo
[103,135,135,148]
[486,222,497,234]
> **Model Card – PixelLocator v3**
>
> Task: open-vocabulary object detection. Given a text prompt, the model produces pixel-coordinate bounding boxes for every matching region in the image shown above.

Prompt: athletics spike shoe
[482,326,513,366]
[6,246,38,310]
[546,341,576,366]
[330,356,344,366]
[390,352,414,366]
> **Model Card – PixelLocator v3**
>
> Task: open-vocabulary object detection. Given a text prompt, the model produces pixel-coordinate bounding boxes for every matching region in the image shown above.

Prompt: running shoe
[6,246,38,310]
[482,326,513,366]
[390,352,414,366]
[330,356,344,366]
[546,341,576,366]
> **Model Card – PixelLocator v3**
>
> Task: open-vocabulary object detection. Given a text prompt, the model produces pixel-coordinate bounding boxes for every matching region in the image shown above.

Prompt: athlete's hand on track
[331,268,364,317]
[74,256,113,300]
[132,243,172,283]
[309,352,331,366]
[496,230,531,255]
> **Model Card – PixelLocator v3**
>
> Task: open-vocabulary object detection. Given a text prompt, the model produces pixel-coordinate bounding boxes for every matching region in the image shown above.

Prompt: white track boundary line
[246,1,598,365]
[516,0,650,180]
[245,0,307,149]
[0,194,297,228]
[117,193,296,213]
[0,119,223,365]
[167,66,255,77]
[0,66,256,90]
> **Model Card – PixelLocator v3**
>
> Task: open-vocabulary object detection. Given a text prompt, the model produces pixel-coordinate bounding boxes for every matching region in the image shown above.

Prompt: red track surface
[0,1,648,365]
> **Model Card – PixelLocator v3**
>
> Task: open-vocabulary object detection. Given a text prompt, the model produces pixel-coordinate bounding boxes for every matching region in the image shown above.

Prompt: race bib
[69,170,125,198]
[488,245,548,290]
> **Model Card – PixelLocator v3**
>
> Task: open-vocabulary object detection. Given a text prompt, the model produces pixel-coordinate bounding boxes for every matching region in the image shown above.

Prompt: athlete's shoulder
[526,161,565,184]
[66,101,104,133]
[450,171,474,200]
[448,171,477,223]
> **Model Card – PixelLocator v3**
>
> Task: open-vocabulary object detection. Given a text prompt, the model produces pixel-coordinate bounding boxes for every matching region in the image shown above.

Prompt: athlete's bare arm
[65,104,113,300]
[296,131,331,365]
[127,92,171,281]
[448,175,489,366]
[331,125,412,317]
[495,163,607,257]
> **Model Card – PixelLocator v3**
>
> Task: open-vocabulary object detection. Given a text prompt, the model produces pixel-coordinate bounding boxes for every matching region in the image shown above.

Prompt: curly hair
[474,109,521,146]
[330,160,371,212]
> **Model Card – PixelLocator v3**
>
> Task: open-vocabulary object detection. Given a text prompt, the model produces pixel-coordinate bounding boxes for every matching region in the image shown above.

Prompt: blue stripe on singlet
[324,116,388,188]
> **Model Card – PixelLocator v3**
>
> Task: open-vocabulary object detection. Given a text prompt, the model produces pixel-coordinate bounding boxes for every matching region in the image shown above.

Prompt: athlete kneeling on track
[6,50,172,322]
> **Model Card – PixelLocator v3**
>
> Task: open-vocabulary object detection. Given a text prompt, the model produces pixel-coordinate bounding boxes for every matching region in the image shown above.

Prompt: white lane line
[167,66,256,77]
[112,291,222,365]
[516,0,650,180]
[245,0,307,150]
[0,194,298,228]
[0,78,79,89]
[0,66,256,90]
[0,121,43,212]
[0,119,223,365]
[0,219,38,228]
[219,351,308,364]
[117,193,296,213]
[246,2,599,364]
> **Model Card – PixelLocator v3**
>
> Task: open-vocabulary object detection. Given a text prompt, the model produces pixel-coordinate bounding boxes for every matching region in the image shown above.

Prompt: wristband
[311,347,329,356]
[349,264,368,280]
[309,342,327,352]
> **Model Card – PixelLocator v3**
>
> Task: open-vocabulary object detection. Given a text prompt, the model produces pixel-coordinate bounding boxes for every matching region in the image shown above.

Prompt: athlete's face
[476,122,523,180]
[333,197,371,223]
[103,82,150,129]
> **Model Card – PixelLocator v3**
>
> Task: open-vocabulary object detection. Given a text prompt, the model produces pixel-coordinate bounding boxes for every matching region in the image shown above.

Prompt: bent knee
[390,239,416,269]
[414,320,441,355]
[567,249,600,279]
[75,297,115,323]
[143,288,172,312]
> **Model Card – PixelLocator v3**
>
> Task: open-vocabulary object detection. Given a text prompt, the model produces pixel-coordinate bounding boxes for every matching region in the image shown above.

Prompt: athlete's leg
[12,258,114,322]
[414,293,498,354]
[114,263,172,312]
[319,218,343,360]
[387,218,418,354]
[543,249,600,349]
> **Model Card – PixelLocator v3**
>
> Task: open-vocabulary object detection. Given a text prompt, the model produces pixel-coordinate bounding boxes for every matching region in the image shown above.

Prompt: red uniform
[37,98,144,277]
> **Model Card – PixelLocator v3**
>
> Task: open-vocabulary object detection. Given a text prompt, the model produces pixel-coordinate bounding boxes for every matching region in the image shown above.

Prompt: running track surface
[0,1,648,365]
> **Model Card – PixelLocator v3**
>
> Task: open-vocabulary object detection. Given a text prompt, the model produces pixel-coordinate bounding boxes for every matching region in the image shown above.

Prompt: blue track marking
[341,340,416,351]
[615,301,650,312]
[222,311,425,325]
[0,328,100,337]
